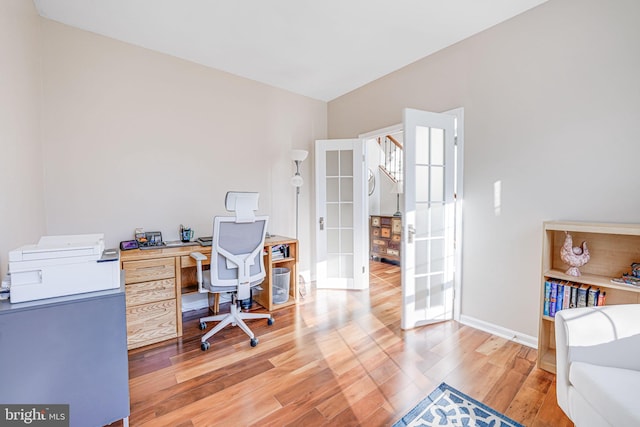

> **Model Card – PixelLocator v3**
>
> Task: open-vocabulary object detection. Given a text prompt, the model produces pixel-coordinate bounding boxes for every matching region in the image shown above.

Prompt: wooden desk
[120,236,298,349]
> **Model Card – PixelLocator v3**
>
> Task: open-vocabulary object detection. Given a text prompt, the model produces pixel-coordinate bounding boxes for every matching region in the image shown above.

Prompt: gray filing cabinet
[0,281,130,426]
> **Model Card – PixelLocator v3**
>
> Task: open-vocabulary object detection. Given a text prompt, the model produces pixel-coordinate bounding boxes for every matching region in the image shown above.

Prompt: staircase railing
[377,135,403,183]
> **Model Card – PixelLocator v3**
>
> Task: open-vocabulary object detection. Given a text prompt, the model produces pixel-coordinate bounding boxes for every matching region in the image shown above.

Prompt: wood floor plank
[280,408,326,427]
[347,388,389,424]
[483,369,529,413]
[361,405,395,427]
[532,379,574,427]
[190,387,283,426]
[315,370,378,420]
[475,334,509,356]
[505,384,547,426]
[154,359,276,417]
[442,349,505,402]
[274,367,337,407]
[119,260,573,427]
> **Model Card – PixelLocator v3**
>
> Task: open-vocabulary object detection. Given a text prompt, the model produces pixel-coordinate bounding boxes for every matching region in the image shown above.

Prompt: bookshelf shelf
[538,221,640,374]
[544,269,640,293]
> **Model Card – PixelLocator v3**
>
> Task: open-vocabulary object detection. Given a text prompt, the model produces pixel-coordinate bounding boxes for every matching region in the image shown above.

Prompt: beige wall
[40,20,326,276]
[5,0,638,338]
[0,1,46,277]
[329,0,640,338]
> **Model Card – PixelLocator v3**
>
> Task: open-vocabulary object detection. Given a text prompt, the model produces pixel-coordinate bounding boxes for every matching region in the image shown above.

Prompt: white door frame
[447,107,464,321]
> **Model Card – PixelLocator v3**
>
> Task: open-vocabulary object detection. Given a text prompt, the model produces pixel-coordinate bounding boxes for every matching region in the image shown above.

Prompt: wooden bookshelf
[538,221,640,373]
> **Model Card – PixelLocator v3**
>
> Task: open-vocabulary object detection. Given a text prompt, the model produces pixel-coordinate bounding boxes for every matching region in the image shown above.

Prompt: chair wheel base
[268,318,274,326]
[199,322,207,330]
[201,341,210,351]
[250,338,258,347]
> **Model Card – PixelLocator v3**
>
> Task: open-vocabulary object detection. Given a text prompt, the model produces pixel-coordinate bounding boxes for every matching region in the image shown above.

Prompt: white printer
[7,234,120,303]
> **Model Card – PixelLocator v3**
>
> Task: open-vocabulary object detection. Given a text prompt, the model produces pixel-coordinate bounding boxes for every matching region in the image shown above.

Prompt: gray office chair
[190,192,274,351]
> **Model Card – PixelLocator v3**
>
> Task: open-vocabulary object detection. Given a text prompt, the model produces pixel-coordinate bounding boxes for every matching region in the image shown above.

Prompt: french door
[402,108,457,329]
[314,108,460,326]
[315,139,368,290]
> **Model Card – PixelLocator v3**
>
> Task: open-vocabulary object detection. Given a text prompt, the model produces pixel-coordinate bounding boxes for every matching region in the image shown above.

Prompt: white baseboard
[459,314,538,349]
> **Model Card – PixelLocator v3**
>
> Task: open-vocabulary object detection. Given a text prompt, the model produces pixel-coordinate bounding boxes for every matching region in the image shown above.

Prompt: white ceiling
[33,0,547,101]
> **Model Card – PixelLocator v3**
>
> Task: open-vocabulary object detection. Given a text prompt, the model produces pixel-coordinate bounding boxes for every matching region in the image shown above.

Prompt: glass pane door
[402,109,456,329]
[315,139,367,290]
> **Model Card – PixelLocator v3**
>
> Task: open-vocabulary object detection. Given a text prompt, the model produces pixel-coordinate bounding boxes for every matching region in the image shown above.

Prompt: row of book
[543,279,606,318]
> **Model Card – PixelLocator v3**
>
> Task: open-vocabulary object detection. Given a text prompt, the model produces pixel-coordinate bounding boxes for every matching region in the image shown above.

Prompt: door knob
[408,224,416,243]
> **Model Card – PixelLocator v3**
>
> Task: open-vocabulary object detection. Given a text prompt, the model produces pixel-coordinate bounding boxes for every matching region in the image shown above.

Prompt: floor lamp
[291,149,308,240]
[392,181,403,217]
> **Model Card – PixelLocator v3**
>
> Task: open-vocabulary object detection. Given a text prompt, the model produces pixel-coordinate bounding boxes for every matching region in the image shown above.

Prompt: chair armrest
[190,252,208,292]
[190,252,207,262]
[555,304,640,413]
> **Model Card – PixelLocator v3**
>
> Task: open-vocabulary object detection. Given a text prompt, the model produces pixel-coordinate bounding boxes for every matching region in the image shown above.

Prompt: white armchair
[555,304,640,427]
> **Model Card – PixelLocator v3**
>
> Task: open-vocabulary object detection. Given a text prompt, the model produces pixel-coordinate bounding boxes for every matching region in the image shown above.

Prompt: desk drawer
[126,299,177,349]
[123,258,175,284]
[126,279,175,306]
[386,248,400,257]
[392,218,402,234]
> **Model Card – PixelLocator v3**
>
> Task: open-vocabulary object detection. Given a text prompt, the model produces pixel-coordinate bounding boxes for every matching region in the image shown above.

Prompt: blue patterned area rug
[393,382,524,427]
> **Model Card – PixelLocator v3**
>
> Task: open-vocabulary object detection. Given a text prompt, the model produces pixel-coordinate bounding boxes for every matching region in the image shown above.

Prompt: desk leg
[208,293,220,314]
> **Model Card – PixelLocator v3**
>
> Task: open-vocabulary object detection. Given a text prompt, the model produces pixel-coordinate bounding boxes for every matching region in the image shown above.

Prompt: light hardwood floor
[117,261,572,426]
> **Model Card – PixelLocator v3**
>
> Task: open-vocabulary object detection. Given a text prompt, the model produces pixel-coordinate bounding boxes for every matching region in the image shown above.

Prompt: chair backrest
[209,192,268,290]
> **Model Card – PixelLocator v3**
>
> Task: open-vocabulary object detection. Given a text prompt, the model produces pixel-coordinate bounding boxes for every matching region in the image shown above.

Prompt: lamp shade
[391,181,404,194]
[291,149,308,162]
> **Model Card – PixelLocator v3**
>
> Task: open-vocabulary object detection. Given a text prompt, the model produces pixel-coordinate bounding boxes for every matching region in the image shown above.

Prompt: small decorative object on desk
[136,230,165,249]
[560,231,590,276]
[135,228,147,246]
[180,224,194,242]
